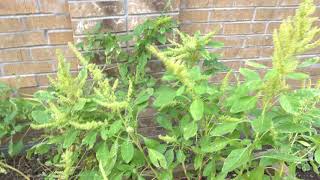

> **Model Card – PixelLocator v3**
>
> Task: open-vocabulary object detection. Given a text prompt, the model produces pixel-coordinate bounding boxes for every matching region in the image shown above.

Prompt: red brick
[0,75,37,88]
[209,9,254,22]
[38,0,69,13]
[0,32,46,49]
[128,0,180,14]
[128,14,179,31]
[0,18,25,33]
[3,62,53,75]
[0,49,31,62]
[245,35,273,47]
[73,18,126,35]
[214,36,245,47]
[222,47,261,59]
[255,8,296,21]
[181,23,223,35]
[180,10,209,23]
[0,0,37,15]
[223,23,252,35]
[31,46,74,61]
[48,31,74,45]
[25,15,72,30]
[69,1,124,18]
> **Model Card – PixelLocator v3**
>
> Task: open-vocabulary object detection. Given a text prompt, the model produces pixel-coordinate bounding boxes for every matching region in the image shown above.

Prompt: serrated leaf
[183,121,198,140]
[230,96,257,113]
[121,140,134,163]
[222,147,250,173]
[148,148,167,169]
[190,99,204,121]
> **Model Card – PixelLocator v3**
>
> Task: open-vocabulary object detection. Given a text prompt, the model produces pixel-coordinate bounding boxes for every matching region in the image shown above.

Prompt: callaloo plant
[28,43,156,179]
[78,16,177,85]
[147,0,320,179]
[0,82,33,179]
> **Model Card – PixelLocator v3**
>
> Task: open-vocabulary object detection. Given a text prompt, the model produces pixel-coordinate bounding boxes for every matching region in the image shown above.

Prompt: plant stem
[0,161,30,180]
[130,133,160,179]
[182,161,190,180]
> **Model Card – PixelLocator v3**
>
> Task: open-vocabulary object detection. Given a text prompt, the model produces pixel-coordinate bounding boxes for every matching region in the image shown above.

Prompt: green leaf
[279,95,296,114]
[157,35,166,44]
[96,143,109,165]
[230,96,257,113]
[176,150,186,163]
[194,154,203,170]
[207,41,224,48]
[153,86,176,108]
[134,88,153,105]
[239,68,260,81]
[143,137,160,149]
[260,151,304,162]
[156,116,173,130]
[201,139,232,153]
[8,140,24,157]
[286,72,309,80]
[148,148,167,169]
[251,116,272,133]
[298,57,319,68]
[108,121,123,137]
[183,121,198,140]
[314,149,320,164]
[203,161,214,177]
[222,147,250,173]
[31,110,50,124]
[73,98,87,111]
[63,130,78,148]
[165,149,174,166]
[121,140,134,163]
[275,122,310,133]
[246,61,267,69]
[190,99,204,121]
[82,131,97,149]
[210,122,238,136]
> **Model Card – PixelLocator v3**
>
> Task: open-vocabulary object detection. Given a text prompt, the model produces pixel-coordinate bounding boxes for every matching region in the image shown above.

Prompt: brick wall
[0,0,75,93]
[180,0,320,83]
[0,0,320,92]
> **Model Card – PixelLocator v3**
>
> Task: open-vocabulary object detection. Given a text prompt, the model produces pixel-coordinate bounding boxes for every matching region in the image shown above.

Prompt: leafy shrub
[0,83,34,179]
[146,0,320,179]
